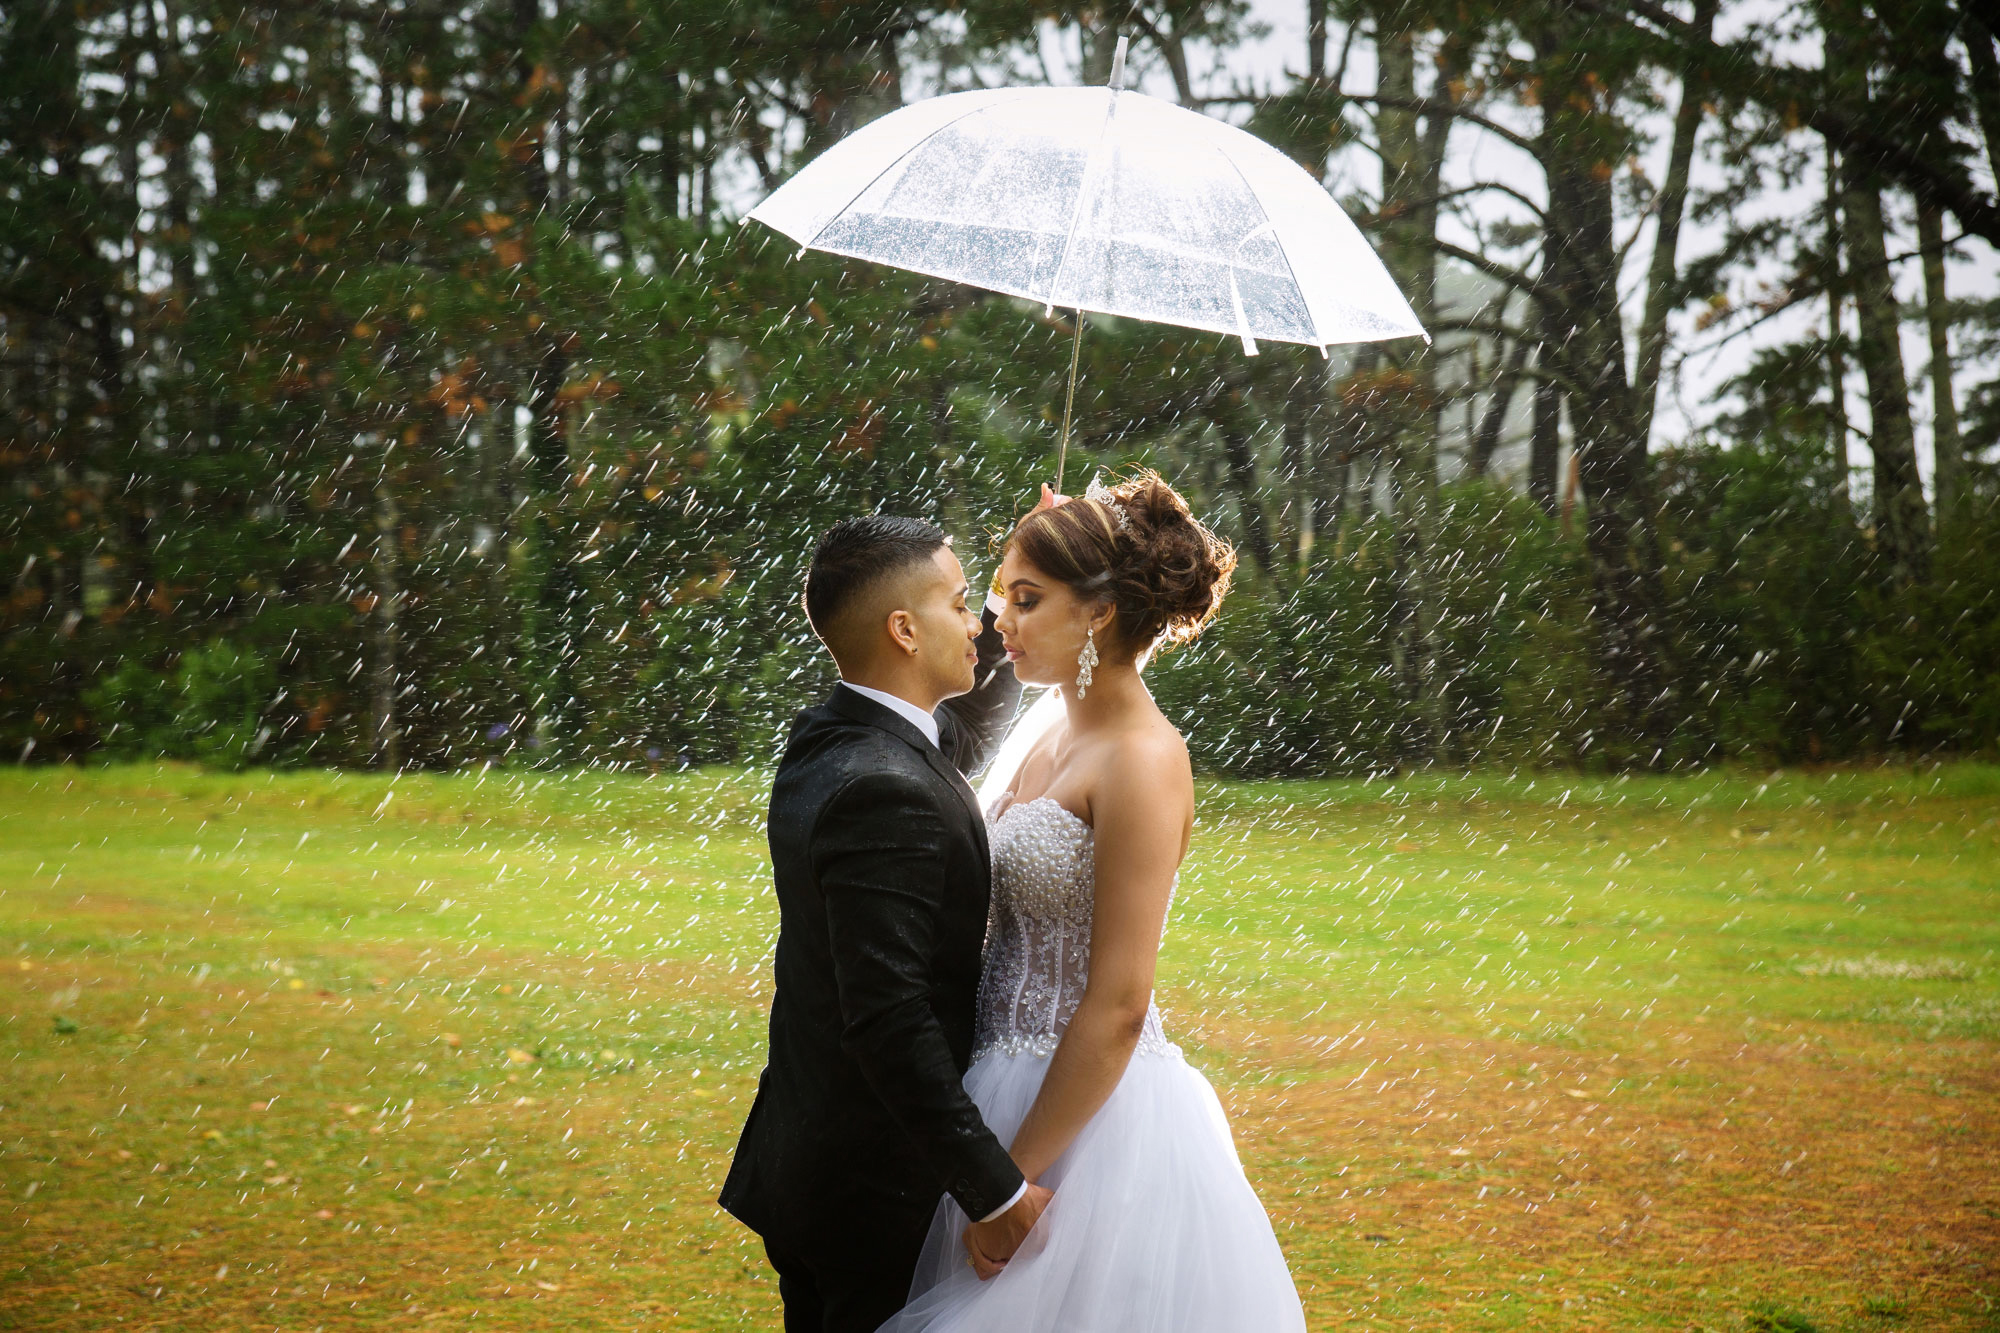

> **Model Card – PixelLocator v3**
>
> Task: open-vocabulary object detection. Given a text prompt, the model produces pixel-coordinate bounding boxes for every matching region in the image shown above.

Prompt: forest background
[4,0,1999,779]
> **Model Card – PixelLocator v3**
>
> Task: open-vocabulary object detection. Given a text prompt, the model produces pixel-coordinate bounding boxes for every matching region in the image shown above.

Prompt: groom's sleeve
[936,600,1021,778]
[814,771,1027,1221]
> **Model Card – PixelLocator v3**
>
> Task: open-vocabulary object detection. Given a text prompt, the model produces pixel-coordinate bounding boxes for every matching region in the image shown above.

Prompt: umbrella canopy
[746,62,1424,357]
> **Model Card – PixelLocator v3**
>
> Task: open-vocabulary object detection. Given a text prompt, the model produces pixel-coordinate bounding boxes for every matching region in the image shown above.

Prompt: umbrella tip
[1109,34,1128,90]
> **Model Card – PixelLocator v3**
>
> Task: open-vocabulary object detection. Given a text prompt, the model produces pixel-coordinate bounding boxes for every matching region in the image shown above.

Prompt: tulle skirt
[878,1045,1306,1332]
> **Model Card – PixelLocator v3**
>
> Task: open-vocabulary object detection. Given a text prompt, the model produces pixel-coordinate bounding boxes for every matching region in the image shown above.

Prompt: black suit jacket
[719,607,1025,1253]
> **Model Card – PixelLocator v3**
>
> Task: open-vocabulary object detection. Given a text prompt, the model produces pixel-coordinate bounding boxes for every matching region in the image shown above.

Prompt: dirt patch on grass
[1212,1014,2000,1328]
[1,942,773,1332]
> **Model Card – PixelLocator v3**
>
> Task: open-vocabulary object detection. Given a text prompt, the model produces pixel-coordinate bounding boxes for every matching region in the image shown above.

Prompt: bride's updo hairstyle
[1007,469,1237,656]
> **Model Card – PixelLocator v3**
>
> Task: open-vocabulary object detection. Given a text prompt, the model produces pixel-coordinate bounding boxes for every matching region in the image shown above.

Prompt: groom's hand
[963,1181,1052,1280]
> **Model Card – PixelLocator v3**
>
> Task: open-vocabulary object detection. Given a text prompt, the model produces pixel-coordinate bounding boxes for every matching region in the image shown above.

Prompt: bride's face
[994,548,1111,690]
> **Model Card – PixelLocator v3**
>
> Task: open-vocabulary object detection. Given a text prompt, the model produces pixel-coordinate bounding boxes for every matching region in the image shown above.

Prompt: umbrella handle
[1056,308,1084,495]
[1050,36,1123,496]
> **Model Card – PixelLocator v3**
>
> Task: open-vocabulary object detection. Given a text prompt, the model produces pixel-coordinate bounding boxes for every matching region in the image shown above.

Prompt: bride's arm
[1003,734,1192,1184]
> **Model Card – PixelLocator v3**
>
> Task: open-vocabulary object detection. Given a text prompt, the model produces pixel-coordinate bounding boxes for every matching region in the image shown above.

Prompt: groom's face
[903,546,981,702]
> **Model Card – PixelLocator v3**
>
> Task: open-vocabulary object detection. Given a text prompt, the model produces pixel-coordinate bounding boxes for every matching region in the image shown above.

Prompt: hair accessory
[1084,476,1132,534]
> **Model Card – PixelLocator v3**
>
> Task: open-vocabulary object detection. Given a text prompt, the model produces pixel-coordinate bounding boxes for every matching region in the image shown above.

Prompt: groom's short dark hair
[804,515,950,646]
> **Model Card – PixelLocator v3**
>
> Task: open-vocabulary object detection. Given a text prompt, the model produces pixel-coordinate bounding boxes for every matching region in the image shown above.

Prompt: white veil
[977,685,1068,815]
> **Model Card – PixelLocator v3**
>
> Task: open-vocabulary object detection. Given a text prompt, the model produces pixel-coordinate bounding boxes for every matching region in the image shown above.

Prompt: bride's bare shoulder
[1087,718,1193,849]
[1102,713,1191,787]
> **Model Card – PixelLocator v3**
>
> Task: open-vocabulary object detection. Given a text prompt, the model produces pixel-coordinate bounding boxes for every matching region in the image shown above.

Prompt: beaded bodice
[972,795,1179,1061]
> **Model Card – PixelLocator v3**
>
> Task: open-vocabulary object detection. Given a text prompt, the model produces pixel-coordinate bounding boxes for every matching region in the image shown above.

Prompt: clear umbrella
[747,37,1425,489]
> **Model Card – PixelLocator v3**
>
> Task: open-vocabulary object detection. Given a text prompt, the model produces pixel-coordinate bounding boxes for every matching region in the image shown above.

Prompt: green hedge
[16,437,2000,776]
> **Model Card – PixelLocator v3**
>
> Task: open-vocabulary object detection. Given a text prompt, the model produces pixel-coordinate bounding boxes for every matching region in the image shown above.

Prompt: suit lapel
[827,685,989,862]
[922,746,990,863]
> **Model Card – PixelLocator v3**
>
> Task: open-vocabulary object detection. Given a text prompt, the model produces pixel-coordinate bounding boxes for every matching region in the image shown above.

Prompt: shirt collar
[837,681,941,749]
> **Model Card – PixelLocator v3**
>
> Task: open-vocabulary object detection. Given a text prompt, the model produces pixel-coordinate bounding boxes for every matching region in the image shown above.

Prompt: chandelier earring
[1075,623,1099,698]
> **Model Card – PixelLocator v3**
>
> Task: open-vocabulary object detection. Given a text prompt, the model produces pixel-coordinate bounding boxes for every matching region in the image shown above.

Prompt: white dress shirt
[837,681,940,749]
[832,677,1031,1224]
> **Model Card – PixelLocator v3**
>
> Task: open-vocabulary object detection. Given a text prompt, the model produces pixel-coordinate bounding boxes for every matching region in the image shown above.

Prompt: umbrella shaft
[1057,310,1084,494]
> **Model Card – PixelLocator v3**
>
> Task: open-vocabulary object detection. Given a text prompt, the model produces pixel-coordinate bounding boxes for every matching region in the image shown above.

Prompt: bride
[879,471,1305,1331]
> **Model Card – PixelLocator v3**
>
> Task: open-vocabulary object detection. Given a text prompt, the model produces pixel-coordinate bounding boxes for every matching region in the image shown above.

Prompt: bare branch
[1568,0,2000,246]
[1431,239,1564,314]
[1341,93,1540,156]
[1690,226,1967,355]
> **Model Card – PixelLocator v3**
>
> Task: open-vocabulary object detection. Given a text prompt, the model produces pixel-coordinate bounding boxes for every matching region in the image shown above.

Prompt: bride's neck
[1059,660,1147,730]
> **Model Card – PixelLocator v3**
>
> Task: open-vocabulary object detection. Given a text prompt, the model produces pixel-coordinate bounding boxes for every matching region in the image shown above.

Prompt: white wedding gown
[879,791,1306,1331]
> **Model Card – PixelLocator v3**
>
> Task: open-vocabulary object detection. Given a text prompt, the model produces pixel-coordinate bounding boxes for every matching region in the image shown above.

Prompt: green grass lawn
[2,762,1996,1331]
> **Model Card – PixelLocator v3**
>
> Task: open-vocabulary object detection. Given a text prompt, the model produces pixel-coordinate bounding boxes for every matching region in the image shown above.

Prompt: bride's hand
[964,1226,1007,1281]
[962,1180,1052,1280]
[1033,482,1069,514]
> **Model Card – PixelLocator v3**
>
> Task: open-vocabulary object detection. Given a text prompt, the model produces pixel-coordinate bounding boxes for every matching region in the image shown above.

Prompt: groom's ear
[884,607,920,657]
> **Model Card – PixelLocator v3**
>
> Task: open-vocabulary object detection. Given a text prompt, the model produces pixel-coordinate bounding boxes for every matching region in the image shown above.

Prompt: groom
[720,515,1052,1332]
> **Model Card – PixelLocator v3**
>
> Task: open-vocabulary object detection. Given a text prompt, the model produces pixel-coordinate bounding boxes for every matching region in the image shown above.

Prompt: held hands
[963,1181,1053,1280]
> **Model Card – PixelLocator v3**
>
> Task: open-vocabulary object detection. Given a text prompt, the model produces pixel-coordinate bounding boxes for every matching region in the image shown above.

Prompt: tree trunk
[814,20,904,144]
[1468,336,1529,479]
[1540,43,1676,763]
[1529,341,1563,517]
[1916,202,1961,527]
[1319,350,1369,551]
[370,460,404,771]
[1633,0,1715,445]
[1823,0,1931,581]
[1966,13,2000,186]
[1875,0,1964,533]
[1841,161,1931,582]
[1081,22,1120,86]
[1372,23,1454,762]
[514,0,586,755]
[1283,351,1315,566]
[932,371,970,539]
[1212,361,1274,574]
[1825,145,1852,511]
